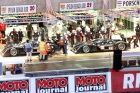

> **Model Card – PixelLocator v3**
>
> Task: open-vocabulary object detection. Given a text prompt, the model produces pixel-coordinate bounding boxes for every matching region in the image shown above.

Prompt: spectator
[14,65,23,74]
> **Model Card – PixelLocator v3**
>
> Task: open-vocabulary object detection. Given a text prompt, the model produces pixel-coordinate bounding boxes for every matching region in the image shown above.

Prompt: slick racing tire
[83,46,90,53]
[51,46,55,54]
[117,43,126,51]
[10,48,18,56]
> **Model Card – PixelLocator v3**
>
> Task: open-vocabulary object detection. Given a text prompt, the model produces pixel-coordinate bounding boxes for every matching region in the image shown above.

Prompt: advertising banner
[0,78,30,93]
[111,70,140,92]
[116,0,140,8]
[35,76,69,93]
[60,1,93,11]
[1,5,36,14]
[74,73,108,93]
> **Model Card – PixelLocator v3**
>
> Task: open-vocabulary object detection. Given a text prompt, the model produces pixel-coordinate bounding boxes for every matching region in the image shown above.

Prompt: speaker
[39,22,44,27]
[113,50,122,71]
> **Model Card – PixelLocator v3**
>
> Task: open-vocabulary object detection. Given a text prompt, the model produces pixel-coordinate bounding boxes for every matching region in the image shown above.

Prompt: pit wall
[0,70,140,93]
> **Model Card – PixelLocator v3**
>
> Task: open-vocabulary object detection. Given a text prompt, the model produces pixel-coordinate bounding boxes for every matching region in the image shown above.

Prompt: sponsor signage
[1,5,36,14]
[116,0,140,8]
[74,74,108,93]
[66,16,94,20]
[137,9,140,14]
[36,77,69,93]
[60,2,93,11]
[0,79,29,93]
[111,70,140,92]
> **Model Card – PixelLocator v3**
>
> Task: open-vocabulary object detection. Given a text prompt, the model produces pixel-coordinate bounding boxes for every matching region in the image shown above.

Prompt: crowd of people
[1,21,140,62]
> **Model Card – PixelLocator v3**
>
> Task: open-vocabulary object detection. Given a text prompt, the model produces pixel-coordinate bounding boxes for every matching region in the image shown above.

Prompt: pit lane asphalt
[1,44,140,72]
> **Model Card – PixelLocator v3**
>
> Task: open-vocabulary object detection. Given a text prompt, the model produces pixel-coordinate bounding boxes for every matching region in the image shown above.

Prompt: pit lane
[0,44,140,72]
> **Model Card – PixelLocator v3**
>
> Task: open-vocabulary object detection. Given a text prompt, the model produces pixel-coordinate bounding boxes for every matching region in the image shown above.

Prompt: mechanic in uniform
[67,22,73,33]
[76,27,82,43]
[63,33,68,56]
[14,31,19,44]
[33,30,39,41]
[120,34,126,42]
[67,31,71,43]
[135,23,140,42]
[56,31,61,41]
[58,36,65,54]
[131,35,139,48]
[90,25,95,39]
[0,32,2,44]
[38,38,48,61]
[46,34,51,42]
[85,29,91,42]
[26,23,33,40]
[80,24,85,35]
[46,43,52,57]
[11,28,18,44]
[71,30,75,47]
[40,27,45,40]
[25,39,32,62]
[10,28,15,41]
[18,29,23,43]
[5,33,10,45]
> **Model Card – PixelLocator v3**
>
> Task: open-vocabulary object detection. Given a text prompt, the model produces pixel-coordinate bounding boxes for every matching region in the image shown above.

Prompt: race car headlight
[99,46,104,50]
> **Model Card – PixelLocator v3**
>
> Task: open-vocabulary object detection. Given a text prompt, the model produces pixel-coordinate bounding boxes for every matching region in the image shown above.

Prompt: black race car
[72,38,130,53]
[1,40,59,57]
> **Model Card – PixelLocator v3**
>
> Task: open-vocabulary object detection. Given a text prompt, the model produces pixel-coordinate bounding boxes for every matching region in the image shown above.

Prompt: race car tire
[51,46,55,54]
[10,48,18,56]
[116,43,126,51]
[83,46,90,53]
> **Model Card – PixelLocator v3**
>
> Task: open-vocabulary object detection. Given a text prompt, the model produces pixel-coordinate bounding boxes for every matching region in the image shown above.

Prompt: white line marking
[76,58,113,62]
[25,61,63,65]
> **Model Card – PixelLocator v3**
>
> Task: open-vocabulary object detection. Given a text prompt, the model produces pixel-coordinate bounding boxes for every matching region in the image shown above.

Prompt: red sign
[111,70,140,92]
[30,6,35,11]
[0,79,29,93]
[36,77,69,93]
[75,74,107,93]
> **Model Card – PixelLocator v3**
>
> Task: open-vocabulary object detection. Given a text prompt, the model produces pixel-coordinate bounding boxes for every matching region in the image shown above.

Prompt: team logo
[60,4,65,9]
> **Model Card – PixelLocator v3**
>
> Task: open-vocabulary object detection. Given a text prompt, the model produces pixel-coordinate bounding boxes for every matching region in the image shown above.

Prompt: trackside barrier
[0,72,111,93]
[1,69,140,92]
[111,69,140,93]
[25,68,110,77]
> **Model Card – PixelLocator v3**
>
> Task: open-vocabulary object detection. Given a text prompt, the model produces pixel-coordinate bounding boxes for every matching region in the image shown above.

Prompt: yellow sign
[60,4,65,9]
[1,7,6,11]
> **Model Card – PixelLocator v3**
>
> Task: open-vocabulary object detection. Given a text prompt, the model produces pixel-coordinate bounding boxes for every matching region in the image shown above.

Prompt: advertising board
[116,0,140,8]
[35,76,69,93]
[74,73,109,93]
[60,1,93,11]
[0,73,111,93]
[0,77,30,93]
[1,5,36,14]
[111,70,140,92]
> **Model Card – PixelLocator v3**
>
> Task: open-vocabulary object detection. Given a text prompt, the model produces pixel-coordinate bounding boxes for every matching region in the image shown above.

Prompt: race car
[0,41,59,57]
[72,38,130,53]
